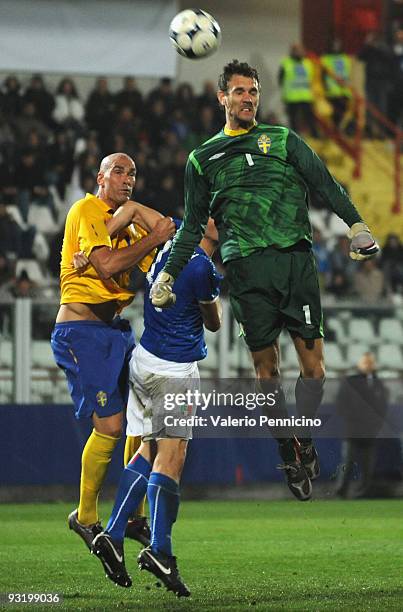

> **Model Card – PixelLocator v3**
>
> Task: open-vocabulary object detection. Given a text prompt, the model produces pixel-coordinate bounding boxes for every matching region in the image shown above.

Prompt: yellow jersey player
[51,152,175,553]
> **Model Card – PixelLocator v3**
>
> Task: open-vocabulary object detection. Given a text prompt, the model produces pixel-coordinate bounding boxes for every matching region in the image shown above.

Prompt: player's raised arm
[89,217,175,280]
[106,200,165,237]
[73,208,175,274]
[286,130,379,260]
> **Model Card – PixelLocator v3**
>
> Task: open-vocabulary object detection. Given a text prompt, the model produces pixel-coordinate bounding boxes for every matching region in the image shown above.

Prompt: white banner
[0,0,177,76]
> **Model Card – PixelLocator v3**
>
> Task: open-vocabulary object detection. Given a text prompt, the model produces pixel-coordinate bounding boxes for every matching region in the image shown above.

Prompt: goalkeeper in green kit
[150,59,379,501]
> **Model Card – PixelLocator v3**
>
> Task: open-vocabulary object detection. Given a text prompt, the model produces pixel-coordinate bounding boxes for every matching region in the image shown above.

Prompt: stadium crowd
[0,71,401,303]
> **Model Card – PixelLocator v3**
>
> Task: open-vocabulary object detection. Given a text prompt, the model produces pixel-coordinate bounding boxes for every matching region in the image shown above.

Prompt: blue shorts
[51,318,135,420]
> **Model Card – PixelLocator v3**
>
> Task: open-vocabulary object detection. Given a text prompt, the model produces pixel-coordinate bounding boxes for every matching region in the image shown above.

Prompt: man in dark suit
[335,352,389,498]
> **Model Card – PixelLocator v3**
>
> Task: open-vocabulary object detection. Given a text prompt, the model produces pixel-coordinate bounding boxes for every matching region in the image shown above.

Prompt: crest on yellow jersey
[96,391,108,407]
[257,134,271,154]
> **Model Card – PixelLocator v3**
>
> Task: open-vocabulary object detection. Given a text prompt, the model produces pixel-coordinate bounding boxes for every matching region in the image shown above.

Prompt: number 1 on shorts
[302,304,311,325]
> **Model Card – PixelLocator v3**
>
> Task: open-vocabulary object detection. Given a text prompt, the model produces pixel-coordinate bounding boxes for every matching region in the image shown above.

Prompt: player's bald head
[96,152,136,208]
[99,152,136,174]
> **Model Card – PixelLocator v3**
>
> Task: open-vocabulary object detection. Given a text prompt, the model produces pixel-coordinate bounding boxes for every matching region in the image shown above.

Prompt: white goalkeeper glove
[150,271,176,308]
[348,222,380,261]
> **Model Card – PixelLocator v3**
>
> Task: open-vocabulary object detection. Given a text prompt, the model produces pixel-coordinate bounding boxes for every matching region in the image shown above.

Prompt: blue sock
[147,472,179,557]
[106,453,151,542]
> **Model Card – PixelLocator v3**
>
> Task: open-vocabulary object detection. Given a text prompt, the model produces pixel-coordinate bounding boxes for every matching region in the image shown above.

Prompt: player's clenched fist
[348,222,380,261]
[150,271,176,307]
[150,217,176,246]
[73,250,89,273]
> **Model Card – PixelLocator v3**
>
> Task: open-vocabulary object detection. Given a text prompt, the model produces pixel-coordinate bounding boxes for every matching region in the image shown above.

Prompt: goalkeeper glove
[348,222,379,261]
[150,271,176,307]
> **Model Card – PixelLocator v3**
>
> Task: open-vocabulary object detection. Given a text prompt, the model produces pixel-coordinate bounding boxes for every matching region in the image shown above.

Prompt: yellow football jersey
[60,193,155,309]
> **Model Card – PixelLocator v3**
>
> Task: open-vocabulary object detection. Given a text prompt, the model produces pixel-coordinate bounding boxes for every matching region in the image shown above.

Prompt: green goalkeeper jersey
[165,123,362,277]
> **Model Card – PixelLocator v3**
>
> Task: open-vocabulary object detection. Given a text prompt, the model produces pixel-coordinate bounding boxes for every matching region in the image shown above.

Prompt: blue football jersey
[141,238,221,363]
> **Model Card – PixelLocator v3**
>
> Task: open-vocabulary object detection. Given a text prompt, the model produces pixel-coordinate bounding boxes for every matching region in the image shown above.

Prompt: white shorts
[126,345,199,440]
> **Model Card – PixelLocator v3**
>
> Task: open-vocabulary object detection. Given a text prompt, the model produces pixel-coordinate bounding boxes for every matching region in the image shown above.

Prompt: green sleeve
[164,152,210,279]
[286,130,363,227]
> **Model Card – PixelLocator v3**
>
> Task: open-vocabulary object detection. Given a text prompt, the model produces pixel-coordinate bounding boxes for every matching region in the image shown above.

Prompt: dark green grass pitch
[0,500,402,611]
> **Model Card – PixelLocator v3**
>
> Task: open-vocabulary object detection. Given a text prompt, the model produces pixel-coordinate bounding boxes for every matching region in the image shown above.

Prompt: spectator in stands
[198,104,219,136]
[327,271,351,298]
[197,79,216,106]
[169,108,191,142]
[380,233,403,294]
[157,130,181,167]
[0,152,18,206]
[0,110,16,156]
[328,235,357,297]
[358,32,392,136]
[174,83,196,122]
[114,76,143,116]
[147,77,175,113]
[389,28,403,127]
[186,105,217,150]
[335,351,389,498]
[75,151,100,192]
[154,172,179,217]
[197,80,222,127]
[321,39,353,130]
[353,258,385,303]
[53,77,85,134]
[46,129,75,200]
[0,203,36,259]
[23,74,55,128]
[131,145,158,198]
[68,170,97,205]
[74,130,100,161]
[168,148,188,211]
[108,132,136,161]
[9,269,38,298]
[0,75,22,118]
[26,129,47,166]
[144,98,168,147]
[85,77,115,150]
[110,106,142,151]
[12,101,51,145]
[131,174,154,206]
[0,268,41,300]
[15,149,57,223]
[278,43,318,136]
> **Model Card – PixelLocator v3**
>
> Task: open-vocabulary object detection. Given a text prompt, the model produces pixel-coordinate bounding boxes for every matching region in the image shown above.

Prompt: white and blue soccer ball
[169,9,221,59]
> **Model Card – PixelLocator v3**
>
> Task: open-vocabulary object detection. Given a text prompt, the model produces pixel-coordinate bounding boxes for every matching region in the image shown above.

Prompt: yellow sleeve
[78,205,112,257]
[132,223,156,273]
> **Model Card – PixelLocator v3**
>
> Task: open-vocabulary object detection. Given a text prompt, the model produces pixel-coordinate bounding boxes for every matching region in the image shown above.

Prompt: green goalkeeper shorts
[226,241,324,352]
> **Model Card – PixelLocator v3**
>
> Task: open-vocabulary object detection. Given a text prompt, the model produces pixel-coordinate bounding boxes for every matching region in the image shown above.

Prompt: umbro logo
[208,152,226,160]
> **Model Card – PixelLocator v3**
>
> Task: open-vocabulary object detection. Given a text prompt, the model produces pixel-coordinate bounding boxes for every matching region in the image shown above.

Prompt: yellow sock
[124,434,142,465]
[77,429,120,525]
[124,435,146,518]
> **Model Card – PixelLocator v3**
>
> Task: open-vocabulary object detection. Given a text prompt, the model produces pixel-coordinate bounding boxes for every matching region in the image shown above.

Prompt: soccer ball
[169,9,221,59]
